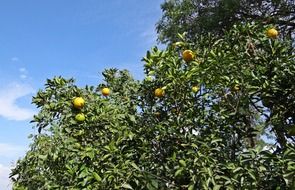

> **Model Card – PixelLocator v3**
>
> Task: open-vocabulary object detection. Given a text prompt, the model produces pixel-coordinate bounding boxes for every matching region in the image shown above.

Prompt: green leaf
[129,115,136,122]
[233,167,243,173]
[147,183,158,190]
[248,171,256,180]
[179,160,186,167]
[188,184,194,190]
[130,162,141,171]
[283,172,295,186]
[213,185,222,190]
[122,183,133,189]
[92,172,102,182]
[151,179,158,189]
[175,168,183,177]
[38,155,47,160]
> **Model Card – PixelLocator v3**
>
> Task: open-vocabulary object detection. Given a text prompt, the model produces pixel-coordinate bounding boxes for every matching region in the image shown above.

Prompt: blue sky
[0,1,164,189]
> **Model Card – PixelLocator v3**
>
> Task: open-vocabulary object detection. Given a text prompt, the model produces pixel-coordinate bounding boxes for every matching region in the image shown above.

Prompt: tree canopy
[156,0,295,43]
[10,23,295,189]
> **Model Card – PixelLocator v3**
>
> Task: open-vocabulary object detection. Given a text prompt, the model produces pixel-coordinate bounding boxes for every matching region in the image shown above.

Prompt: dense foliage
[156,0,295,43]
[11,23,295,189]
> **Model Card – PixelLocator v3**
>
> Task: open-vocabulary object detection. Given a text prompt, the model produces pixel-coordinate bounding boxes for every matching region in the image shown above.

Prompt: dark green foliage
[10,23,295,189]
[156,0,295,43]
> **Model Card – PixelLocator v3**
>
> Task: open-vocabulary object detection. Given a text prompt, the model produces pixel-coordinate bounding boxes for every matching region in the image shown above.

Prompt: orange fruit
[102,87,110,96]
[182,50,195,62]
[154,88,164,98]
[266,28,278,39]
[75,113,85,122]
[72,97,85,109]
[192,86,199,93]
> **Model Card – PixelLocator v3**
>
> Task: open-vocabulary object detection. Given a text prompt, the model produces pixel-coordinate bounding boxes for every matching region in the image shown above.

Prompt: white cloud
[19,68,28,80]
[20,75,27,79]
[19,68,27,73]
[11,57,19,62]
[0,164,12,190]
[0,143,27,190]
[0,83,36,121]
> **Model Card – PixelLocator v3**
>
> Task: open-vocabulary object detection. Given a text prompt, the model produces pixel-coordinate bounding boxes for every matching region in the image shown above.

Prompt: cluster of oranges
[154,49,198,99]
[72,97,86,122]
[72,87,110,122]
[72,28,278,121]
[153,28,278,112]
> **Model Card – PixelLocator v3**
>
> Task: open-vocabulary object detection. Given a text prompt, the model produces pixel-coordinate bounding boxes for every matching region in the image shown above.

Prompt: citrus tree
[11,23,295,189]
[156,0,295,43]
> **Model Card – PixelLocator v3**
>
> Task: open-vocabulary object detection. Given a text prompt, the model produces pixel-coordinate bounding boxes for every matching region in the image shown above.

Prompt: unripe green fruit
[75,113,85,122]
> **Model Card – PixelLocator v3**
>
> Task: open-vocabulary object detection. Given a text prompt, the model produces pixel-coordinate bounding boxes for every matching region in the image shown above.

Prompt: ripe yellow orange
[182,50,195,62]
[154,88,164,98]
[266,28,278,39]
[75,113,85,122]
[72,97,85,109]
[192,86,200,93]
[102,87,110,96]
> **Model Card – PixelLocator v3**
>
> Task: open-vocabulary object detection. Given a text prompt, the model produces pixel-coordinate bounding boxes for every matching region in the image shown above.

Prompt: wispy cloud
[11,57,19,62]
[0,164,12,190]
[20,75,27,79]
[0,83,35,121]
[19,68,28,79]
[0,143,28,190]
[0,143,27,190]
[19,68,26,73]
